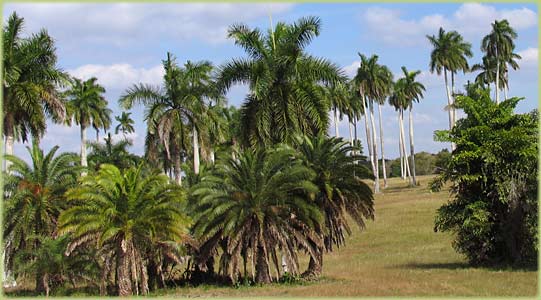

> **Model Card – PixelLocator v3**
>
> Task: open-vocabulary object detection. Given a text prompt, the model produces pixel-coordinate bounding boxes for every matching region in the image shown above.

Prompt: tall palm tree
[3,141,80,294]
[115,112,135,138]
[59,164,191,296]
[427,28,472,149]
[217,16,344,148]
[64,77,110,171]
[120,53,217,183]
[2,12,67,168]
[374,64,393,188]
[292,134,374,278]
[481,19,517,104]
[397,67,425,186]
[326,82,349,138]
[190,146,322,284]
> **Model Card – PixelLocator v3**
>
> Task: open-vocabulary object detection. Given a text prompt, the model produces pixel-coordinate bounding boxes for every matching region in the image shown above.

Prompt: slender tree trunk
[96,129,99,142]
[348,118,353,146]
[117,239,133,296]
[361,93,375,175]
[80,125,88,176]
[174,153,182,185]
[443,69,455,151]
[210,150,215,164]
[193,125,200,175]
[369,102,380,193]
[400,109,412,182]
[353,116,358,159]
[255,246,271,284]
[398,112,405,180]
[408,106,416,186]
[377,103,387,188]
[495,48,500,104]
[334,107,339,137]
[4,133,14,172]
[504,71,509,100]
[451,71,456,130]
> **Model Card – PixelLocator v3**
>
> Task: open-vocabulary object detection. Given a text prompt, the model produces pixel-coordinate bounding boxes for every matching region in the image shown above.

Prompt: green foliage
[87,133,140,171]
[432,88,538,265]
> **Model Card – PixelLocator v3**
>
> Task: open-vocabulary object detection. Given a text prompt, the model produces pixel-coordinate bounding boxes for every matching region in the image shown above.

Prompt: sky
[3,2,539,162]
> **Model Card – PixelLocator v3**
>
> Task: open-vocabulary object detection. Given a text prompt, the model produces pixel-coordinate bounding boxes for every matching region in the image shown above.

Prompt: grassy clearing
[158,175,538,297]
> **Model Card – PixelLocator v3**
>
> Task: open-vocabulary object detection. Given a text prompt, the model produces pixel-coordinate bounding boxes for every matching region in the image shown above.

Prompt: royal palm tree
[481,19,517,104]
[397,67,425,186]
[374,64,393,188]
[293,134,374,278]
[190,146,322,284]
[218,16,344,148]
[92,106,112,142]
[427,28,472,149]
[3,141,80,294]
[389,80,412,182]
[120,53,217,183]
[64,77,110,171]
[114,112,135,138]
[59,164,191,296]
[87,132,140,171]
[2,12,67,168]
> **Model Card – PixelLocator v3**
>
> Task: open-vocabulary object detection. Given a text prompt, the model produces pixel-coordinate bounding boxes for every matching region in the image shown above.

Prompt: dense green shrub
[431,88,538,266]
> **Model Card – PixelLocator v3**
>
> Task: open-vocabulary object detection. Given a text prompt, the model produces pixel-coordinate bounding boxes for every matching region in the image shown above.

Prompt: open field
[153,175,538,298]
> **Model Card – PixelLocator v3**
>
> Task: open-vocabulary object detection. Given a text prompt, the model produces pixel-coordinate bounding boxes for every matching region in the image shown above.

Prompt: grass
[156,175,538,297]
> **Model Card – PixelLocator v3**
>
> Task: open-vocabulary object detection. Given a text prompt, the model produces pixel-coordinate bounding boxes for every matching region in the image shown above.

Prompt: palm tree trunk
[117,239,133,296]
[400,109,412,182]
[80,125,88,175]
[303,245,323,279]
[193,125,200,175]
[443,69,455,151]
[504,71,509,100]
[210,150,215,164]
[4,133,14,172]
[334,107,339,137]
[408,106,417,186]
[354,116,358,158]
[96,129,100,142]
[377,103,387,188]
[369,102,380,193]
[495,48,500,104]
[361,93,375,175]
[451,71,456,130]
[174,153,182,185]
[398,112,404,180]
[255,246,271,284]
[348,118,353,146]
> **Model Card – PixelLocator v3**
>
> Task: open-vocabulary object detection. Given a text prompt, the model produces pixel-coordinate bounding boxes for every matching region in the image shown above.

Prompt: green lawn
[156,175,538,297]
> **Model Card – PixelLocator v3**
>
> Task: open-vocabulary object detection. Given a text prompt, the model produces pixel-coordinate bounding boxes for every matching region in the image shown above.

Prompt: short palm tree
[115,112,135,138]
[218,16,344,148]
[59,164,191,296]
[87,132,140,171]
[64,77,111,170]
[396,67,426,186]
[292,134,374,278]
[2,12,67,164]
[3,141,80,293]
[190,146,323,284]
[481,19,517,104]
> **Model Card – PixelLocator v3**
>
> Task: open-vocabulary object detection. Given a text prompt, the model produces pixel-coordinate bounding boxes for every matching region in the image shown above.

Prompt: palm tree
[64,77,110,171]
[326,82,349,138]
[59,164,191,296]
[427,28,472,149]
[87,132,140,171]
[481,19,517,104]
[397,67,426,186]
[115,112,135,138]
[3,141,80,294]
[389,81,411,182]
[292,134,374,278]
[190,146,322,284]
[373,64,393,188]
[217,16,344,148]
[2,12,67,168]
[120,53,217,184]
[92,106,112,142]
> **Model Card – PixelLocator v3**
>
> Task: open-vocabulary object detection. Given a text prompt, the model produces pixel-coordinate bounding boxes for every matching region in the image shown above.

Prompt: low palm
[3,141,80,293]
[190,146,323,283]
[59,164,191,296]
[87,133,140,171]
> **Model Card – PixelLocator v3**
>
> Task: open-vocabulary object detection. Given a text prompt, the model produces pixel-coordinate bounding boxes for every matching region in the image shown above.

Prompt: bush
[431,88,538,266]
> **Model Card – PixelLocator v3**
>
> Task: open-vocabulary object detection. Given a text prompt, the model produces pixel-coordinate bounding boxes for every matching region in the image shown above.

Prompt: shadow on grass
[393,261,538,272]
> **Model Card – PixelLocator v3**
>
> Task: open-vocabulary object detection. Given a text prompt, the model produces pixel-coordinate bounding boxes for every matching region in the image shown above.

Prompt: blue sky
[3,2,538,161]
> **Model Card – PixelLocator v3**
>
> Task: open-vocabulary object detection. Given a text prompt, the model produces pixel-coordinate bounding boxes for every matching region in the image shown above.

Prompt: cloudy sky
[4,2,538,161]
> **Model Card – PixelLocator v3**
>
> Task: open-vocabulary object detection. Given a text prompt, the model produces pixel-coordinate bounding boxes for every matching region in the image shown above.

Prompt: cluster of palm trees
[2,11,522,297]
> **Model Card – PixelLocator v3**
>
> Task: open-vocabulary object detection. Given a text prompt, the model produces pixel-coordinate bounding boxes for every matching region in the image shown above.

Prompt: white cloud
[67,64,164,91]
[4,3,294,46]
[361,3,537,46]
[517,47,538,68]
[343,60,360,78]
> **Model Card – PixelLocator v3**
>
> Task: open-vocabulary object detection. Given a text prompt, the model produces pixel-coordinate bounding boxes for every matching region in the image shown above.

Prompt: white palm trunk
[348,118,353,146]
[443,69,455,151]
[369,102,380,193]
[377,103,387,188]
[397,112,404,180]
[400,109,412,182]
[80,125,88,176]
[4,135,14,171]
[193,125,200,175]
[174,154,182,185]
[361,95,375,174]
[334,107,340,137]
[210,151,215,164]
[408,106,417,186]
[495,48,500,104]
